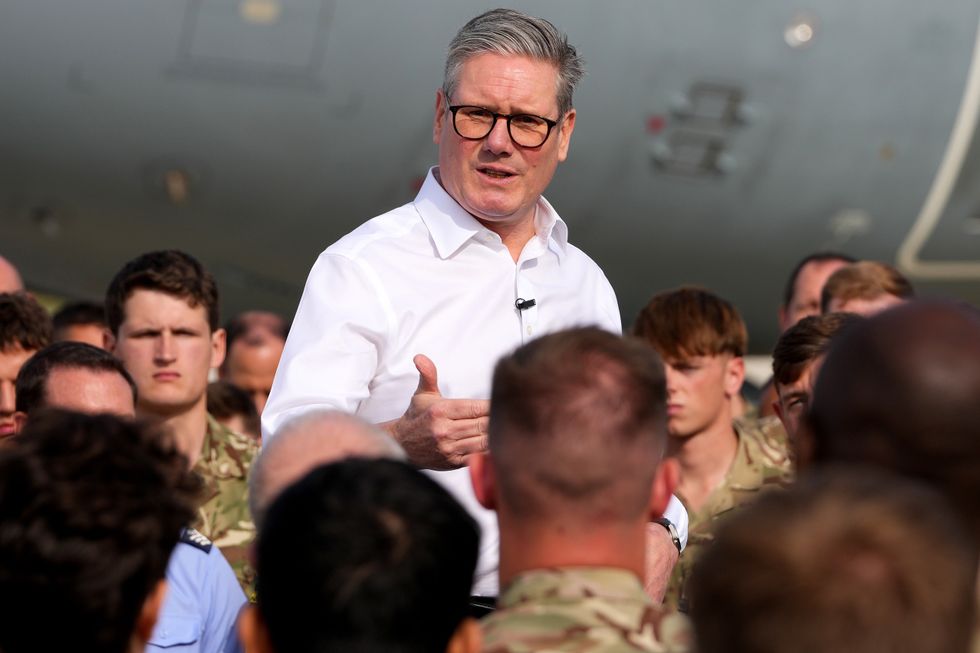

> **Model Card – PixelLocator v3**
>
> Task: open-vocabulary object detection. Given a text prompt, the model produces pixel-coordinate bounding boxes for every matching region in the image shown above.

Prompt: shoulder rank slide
[180,527,213,553]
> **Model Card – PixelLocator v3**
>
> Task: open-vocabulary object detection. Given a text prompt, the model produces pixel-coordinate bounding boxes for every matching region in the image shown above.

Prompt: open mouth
[479,167,515,180]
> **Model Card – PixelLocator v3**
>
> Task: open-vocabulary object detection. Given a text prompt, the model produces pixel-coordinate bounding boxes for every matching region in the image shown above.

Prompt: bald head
[807,300,980,542]
[0,257,23,294]
[250,411,405,528]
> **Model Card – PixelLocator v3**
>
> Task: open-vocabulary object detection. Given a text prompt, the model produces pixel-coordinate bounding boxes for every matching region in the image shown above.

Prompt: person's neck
[138,397,208,467]
[478,216,537,262]
[497,515,646,590]
[668,413,739,513]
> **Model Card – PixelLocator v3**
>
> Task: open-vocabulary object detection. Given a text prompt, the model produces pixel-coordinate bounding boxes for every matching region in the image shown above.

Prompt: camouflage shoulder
[206,414,260,463]
[737,416,793,480]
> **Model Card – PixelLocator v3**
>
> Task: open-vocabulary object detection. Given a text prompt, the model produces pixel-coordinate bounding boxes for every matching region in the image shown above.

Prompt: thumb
[414,354,441,396]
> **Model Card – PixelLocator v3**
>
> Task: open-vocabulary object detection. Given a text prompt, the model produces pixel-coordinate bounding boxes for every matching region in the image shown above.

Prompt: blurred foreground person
[805,300,980,545]
[690,470,977,653]
[769,313,862,467]
[239,459,481,653]
[219,311,287,416]
[53,299,109,348]
[471,327,691,652]
[12,340,246,652]
[0,292,52,440]
[634,287,792,610]
[249,409,404,529]
[106,250,258,588]
[820,260,914,315]
[0,255,24,293]
[0,412,200,653]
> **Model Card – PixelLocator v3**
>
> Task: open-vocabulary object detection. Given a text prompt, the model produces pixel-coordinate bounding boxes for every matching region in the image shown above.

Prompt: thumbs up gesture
[386,354,490,470]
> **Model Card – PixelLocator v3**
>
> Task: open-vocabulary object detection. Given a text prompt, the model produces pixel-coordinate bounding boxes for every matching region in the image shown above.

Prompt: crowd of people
[1,7,978,653]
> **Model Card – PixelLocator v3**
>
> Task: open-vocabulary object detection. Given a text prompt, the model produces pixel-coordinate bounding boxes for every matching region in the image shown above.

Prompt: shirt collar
[414,167,569,261]
[499,567,649,609]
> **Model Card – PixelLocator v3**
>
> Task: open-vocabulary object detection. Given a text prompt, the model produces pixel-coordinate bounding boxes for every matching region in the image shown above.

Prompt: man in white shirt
[263,8,686,597]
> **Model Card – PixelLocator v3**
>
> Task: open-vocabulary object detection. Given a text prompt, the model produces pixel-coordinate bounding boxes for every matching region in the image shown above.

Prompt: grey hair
[443,8,584,118]
[250,410,405,529]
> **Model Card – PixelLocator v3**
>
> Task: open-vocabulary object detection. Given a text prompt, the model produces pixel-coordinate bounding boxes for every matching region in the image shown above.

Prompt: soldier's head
[105,251,225,420]
[633,287,746,440]
[0,411,199,653]
[240,458,480,653]
[219,310,287,415]
[207,380,260,442]
[770,312,862,462]
[473,327,674,536]
[250,410,404,530]
[13,341,137,433]
[690,470,977,653]
[52,300,108,349]
[778,252,854,331]
[805,300,980,545]
[820,260,913,315]
[0,292,52,441]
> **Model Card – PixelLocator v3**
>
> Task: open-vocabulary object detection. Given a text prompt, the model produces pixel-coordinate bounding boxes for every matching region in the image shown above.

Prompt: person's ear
[104,329,117,352]
[239,605,276,653]
[468,452,496,511]
[556,108,576,162]
[724,356,745,399]
[133,579,168,645]
[211,328,227,370]
[12,411,27,434]
[445,617,482,653]
[433,89,448,144]
[648,457,679,519]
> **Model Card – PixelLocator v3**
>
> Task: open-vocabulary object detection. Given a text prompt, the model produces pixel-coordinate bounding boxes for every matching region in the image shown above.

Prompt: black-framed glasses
[448,105,558,148]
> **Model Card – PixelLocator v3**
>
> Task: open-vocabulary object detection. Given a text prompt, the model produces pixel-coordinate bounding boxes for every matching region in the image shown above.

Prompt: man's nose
[0,381,15,414]
[483,115,514,154]
[154,333,176,363]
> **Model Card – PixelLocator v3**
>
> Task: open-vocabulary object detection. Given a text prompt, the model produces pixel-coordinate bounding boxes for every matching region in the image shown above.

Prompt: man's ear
[133,579,168,645]
[445,617,482,653]
[468,452,496,511]
[433,89,447,144]
[211,328,227,370]
[239,604,275,653]
[556,108,576,162]
[12,411,27,434]
[724,356,745,399]
[649,457,679,520]
[104,329,117,353]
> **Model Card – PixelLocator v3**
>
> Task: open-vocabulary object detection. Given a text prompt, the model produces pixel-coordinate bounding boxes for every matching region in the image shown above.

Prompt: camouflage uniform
[193,414,259,597]
[482,567,693,653]
[665,417,793,611]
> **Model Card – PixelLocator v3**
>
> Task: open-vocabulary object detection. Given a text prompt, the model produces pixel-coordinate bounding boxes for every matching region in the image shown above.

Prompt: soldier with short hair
[0,292,52,441]
[472,327,691,652]
[820,260,914,315]
[633,287,793,611]
[105,250,258,590]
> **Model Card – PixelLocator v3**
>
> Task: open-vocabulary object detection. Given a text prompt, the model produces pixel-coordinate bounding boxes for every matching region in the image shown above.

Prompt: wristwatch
[653,517,682,554]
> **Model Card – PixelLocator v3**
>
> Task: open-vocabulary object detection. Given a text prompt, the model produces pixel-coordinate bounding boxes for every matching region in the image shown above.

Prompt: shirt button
[526,326,533,335]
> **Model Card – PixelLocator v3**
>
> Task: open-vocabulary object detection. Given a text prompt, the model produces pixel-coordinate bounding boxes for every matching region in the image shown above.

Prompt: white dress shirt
[263,167,687,595]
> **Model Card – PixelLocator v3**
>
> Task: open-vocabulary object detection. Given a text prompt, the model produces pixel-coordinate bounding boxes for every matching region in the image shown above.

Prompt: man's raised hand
[385,354,490,470]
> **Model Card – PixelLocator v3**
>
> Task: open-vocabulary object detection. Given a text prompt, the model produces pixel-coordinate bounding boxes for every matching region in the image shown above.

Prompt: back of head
[771,312,863,388]
[807,300,980,544]
[0,255,24,293]
[0,291,52,352]
[52,300,107,333]
[250,410,405,529]
[0,411,200,653]
[444,8,583,117]
[690,469,977,653]
[820,261,913,313]
[105,250,219,334]
[257,458,479,653]
[16,340,137,414]
[207,380,260,438]
[489,326,666,524]
[633,286,747,360]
